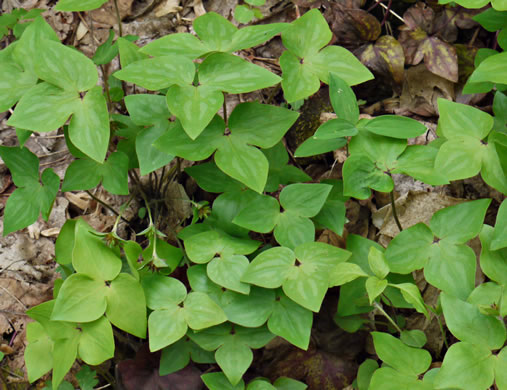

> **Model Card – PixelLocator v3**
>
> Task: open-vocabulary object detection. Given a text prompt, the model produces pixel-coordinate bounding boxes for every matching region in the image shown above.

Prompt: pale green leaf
[207,254,251,294]
[51,273,107,323]
[183,291,227,329]
[242,247,295,288]
[280,50,320,103]
[78,316,114,365]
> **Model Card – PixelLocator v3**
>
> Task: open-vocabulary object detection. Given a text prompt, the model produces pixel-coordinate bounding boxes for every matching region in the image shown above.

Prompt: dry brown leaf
[372,191,463,238]
[154,0,182,17]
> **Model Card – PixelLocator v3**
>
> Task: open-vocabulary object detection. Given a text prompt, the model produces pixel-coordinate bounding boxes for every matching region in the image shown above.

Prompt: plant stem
[390,189,403,232]
[85,190,130,225]
[223,92,228,125]
[113,0,123,37]
[374,301,402,334]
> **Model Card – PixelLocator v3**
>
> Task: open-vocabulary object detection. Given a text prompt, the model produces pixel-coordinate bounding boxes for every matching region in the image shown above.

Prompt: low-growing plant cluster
[0,0,506,389]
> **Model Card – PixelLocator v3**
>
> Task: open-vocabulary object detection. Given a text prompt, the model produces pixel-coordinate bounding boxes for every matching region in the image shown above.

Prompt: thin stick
[373,0,406,24]
[85,190,131,225]
[0,286,27,310]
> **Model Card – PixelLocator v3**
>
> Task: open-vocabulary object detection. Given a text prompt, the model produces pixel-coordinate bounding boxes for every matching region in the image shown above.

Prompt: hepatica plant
[0,1,506,389]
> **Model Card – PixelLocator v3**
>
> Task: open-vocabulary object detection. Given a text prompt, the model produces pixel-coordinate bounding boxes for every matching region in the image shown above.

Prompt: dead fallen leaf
[357,35,405,84]
[154,0,182,17]
[372,191,463,238]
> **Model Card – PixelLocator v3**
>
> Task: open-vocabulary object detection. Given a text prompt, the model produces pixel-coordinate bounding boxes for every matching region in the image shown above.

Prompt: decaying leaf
[399,64,455,116]
[357,35,405,84]
[420,36,458,82]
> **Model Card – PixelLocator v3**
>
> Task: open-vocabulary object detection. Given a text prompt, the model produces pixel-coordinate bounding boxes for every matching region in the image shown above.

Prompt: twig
[374,301,402,333]
[0,286,27,310]
[372,0,406,24]
[85,190,131,225]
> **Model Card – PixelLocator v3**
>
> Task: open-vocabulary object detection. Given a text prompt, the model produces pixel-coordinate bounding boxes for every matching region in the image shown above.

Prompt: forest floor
[0,0,503,389]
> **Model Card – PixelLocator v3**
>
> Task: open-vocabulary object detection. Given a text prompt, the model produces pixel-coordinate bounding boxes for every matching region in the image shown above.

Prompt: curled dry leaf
[326,6,381,48]
[357,35,405,84]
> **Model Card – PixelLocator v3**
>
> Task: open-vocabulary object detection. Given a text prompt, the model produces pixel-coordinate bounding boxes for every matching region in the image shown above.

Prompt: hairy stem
[374,301,402,334]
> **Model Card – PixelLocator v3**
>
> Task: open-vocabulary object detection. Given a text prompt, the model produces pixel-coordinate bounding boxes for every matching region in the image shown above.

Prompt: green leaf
[468,51,507,84]
[186,162,243,193]
[349,127,407,165]
[136,122,174,176]
[3,168,59,235]
[273,377,307,390]
[140,33,209,59]
[124,94,170,125]
[279,183,332,217]
[329,72,359,124]
[69,86,110,163]
[166,85,223,139]
[227,24,288,52]
[342,155,393,199]
[393,145,449,185]
[435,136,484,181]
[123,240,142,280]
[313,199,347,236]
[193,12,237,51]
[328,262,368,287]
[199,52,281,94]
[441,292,506,349]
[55,0,108,11]
[273,211,315,249]
[0,56,37,112]
[357,359,378,390]
[385,223,433,274]
[105,273,147,338]
[52,336,79,390]
[207,254,251,294]
[24,322,53,383]
[368,247,390,279]
[363,116,427,139]
[306,45,374,86]
[365,276,387,304]
[235,5,255,23]
[148,306,187,351]
[184,291,227,329]
[294,136,347,157]
[78,316,114,365]
[282,9,331,58]
[369,367,431,390]
[117,37,149,68]
[437,98,494,140]
[216,338,253,385]
[51,273,107,322]
[313,118,358,140]
[75,366,99,390]
[400,330,427,348]
[480,225,507,285]
[372,332,432,376]
[268,292,313,350]
[113,55,195,90]
[279,50,320,103]
[7,82,77,132]
[36,39,98,92]
[233,194,280,233]
[434,342,495,390]
[424,241,476,300]
[92,29,118,65]
[228,102,299,148]
[55,220,76,266]
[141,275,186,310]
[221,287,275,327]
[242,247,295,288]
[62,152,129,194]
[391,283,429,319]
[154,117,223,161]
[481,140,507,194]
[202,372,245,390]
[72,219,122,281]
[215,136,269,193]
[430,199,491,243]
[496,347,507,390]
